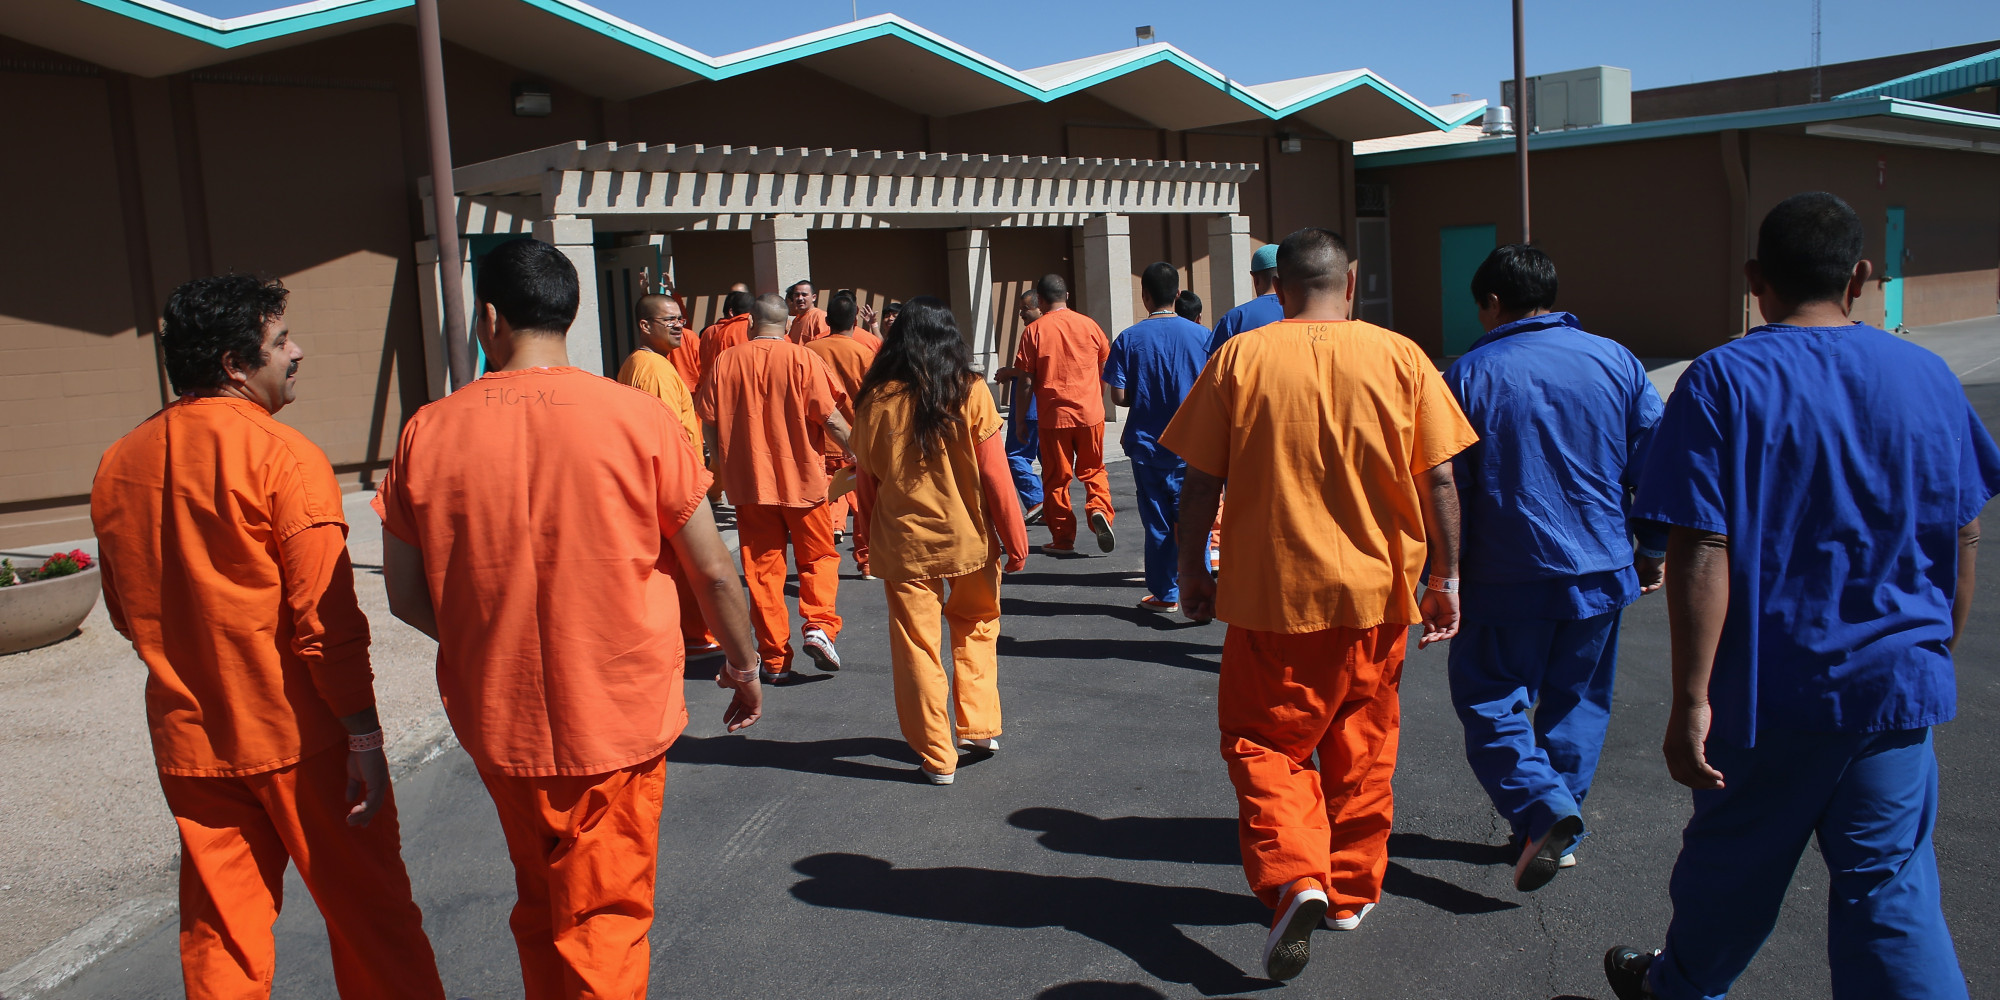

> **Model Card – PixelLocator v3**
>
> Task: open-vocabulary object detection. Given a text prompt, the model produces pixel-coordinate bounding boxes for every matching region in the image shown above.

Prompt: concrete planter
[0,565,100,655]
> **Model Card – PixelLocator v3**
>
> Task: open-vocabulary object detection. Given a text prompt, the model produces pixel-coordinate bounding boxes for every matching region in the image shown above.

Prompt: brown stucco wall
[1360,125,1999,358]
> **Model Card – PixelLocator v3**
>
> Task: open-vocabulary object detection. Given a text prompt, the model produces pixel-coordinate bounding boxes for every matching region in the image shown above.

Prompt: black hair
[722,290,754,317]
[474,239,578,335]
[1174,289,1203,324]
[1035,273,1069,303]
[1756,192,1866,305]
[786,279,816,298]
[855,296,973,462]
[634,293,678,325]
[1275,228,1352,297]
[161,274,289,395]
[827,292,858,332]
[1140,262,1180,308]
[1469,244,1559,312]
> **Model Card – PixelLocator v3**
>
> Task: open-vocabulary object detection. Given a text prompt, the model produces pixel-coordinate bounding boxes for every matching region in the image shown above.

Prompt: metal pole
[417,0,471,391]
[1512,0,1530,244]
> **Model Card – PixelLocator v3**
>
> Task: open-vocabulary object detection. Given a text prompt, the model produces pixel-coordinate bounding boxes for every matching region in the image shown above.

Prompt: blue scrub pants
[1447,611,1619,845]
[1649,727,1965,1000]
[1130,459,1184,602]
[1006,404,1043,509]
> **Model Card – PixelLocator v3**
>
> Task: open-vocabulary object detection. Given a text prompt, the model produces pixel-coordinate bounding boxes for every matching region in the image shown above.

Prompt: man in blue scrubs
[1005,288,1045,524]
[1208,243,1284,352]
[1444,245,1666,892]
[1606,192,1998,1000]
[1105,262,1211,612]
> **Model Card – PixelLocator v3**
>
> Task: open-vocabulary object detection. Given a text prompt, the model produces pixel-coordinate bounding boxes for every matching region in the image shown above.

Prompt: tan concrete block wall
[1906,270,2000,328]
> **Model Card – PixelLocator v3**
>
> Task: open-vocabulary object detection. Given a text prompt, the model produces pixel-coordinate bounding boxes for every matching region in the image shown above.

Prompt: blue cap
[1250,244,1278,272]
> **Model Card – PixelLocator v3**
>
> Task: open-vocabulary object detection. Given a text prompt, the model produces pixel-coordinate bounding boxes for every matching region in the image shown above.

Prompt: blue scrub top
[1634,323,2000,747]
[1446,312,1667,623]
[1207,293,1285,353]
[1105,313,1211,468]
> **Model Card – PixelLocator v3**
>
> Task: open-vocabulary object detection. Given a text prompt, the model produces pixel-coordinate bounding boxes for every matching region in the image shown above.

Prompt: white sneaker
[803,628,841,671]
[1560,852,1578,869]
[921,768,955,785]
[1261,878,1328,981]
[1325,901,1376,931]
[958,737,999,751]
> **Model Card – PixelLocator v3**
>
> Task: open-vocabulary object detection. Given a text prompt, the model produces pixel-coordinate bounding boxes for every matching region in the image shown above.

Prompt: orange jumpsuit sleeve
[1012,328,1039,380]
[99,548,132,639]
[655,408,713,541]
[1159,356,1232,479]
[802,353,840,426]
[1409,358,1479,473]
[279,522,377,719]
[693,364,720,425]
[373,420,422,547]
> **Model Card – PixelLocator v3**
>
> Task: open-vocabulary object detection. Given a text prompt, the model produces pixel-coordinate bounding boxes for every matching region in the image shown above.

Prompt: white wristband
[725,663,759,684]
[348,729,384,752]
[1425,575,1459,594]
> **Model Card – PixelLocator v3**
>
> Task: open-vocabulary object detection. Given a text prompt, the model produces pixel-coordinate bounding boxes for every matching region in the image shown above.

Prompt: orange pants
[158,744,443,1000]
[884,560,1003,775]
[824,455,872,573]
[1038,423,1114,547]
[670,567,715,647]
[1218,623,1406,912]
[478,754,667,1000]
[737,501,842,673]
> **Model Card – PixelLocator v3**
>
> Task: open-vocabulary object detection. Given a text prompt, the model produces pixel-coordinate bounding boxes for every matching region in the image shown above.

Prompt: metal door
[1356,217,1393,326]
[1883,206,1906,332]
[1439,224,1496,356]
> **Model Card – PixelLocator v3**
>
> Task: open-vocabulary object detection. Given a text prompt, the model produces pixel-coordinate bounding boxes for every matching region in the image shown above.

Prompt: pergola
[416,141,1261,396]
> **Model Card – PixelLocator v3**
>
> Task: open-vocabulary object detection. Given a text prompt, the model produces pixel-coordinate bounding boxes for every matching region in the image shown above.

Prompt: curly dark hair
[855,296,974,462]
[160,274,289,395]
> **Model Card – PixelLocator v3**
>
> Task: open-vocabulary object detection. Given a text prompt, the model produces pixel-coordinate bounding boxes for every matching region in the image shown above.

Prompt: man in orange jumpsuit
[806,291,880,577]
[91,274,444,1000]
[698,293,853,682]
[697,289,755,507]
[377,240,761,1000]
[1162,228,1477,982]
[786,279,830,344]
[999,274,1115,554]
[618,292,724,659]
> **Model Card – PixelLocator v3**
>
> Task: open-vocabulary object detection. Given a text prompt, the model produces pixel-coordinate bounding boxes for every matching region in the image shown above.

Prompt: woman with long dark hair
[850,297,1030,784]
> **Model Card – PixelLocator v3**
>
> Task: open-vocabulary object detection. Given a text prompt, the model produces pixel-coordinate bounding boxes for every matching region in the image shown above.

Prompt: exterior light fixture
[513,82,552,117]
[1135,25,1154,45]
[1278,134,1303,154]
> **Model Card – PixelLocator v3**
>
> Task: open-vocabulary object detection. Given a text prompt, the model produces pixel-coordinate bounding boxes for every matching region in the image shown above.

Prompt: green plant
[0,550,93,587]
[0,559,14,587]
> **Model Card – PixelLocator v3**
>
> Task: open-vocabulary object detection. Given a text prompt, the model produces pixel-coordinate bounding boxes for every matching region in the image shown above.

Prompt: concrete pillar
[751,215,812,296]
[414,237,472,400]
[1207,214,1255,318]
[533,216,604,375]
[1083,214,1133,425]
[946,228,995,374]
[1082,214,1134,339]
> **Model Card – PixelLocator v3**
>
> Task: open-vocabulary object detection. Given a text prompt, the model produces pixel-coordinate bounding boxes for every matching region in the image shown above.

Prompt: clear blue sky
[184,0,1999,106]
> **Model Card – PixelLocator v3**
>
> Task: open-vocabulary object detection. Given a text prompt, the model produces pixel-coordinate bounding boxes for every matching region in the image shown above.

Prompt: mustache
[286,360,300,376]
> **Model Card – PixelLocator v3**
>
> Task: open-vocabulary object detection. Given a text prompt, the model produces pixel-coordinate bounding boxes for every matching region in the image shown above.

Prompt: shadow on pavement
[667,733,935,782]
[998,570,1146,589]
[1036,983,1170,999]
[789,853,1275,996]
[998,635,1221,673]
[1006,809,1521,916]
[1004,596,1210,632]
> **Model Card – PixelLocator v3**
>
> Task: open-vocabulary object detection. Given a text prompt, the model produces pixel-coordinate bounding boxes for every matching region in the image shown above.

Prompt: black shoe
[1515,813,1583,892]
[1604,945,1660,1000]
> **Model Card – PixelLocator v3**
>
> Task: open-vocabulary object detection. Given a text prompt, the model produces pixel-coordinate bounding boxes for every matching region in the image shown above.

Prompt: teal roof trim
[1355,96,2000,168]
[64,0,1474,133]
[74,0,407,47]
[1837,47,2000,101]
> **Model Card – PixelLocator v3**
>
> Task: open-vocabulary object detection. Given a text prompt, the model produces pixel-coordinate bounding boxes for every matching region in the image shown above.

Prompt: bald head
[750,293,789,333]
[635,293,676,323]
[729,281,749,293]
[1035,273,1068,309]
[1273,227,1354,317]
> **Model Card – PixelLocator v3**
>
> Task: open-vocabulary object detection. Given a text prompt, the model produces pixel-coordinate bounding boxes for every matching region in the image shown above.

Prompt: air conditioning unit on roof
[1500,65,1632,132]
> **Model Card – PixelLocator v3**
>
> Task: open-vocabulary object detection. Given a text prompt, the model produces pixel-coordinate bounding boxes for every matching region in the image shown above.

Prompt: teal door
[466,234,533,377]
[1883,207,1905,331]
[1440,224,1497,355]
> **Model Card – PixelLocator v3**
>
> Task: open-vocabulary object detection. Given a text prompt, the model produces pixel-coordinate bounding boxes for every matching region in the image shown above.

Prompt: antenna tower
[1810,0,1823,102]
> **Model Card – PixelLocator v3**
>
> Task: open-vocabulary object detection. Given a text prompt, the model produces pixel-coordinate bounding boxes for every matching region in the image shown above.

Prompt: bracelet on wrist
[1424,574,1459,594]
[348,729,384,752]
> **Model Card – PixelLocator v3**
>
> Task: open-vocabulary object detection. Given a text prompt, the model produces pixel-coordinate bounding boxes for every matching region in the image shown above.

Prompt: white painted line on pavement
[0,895,174,999]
